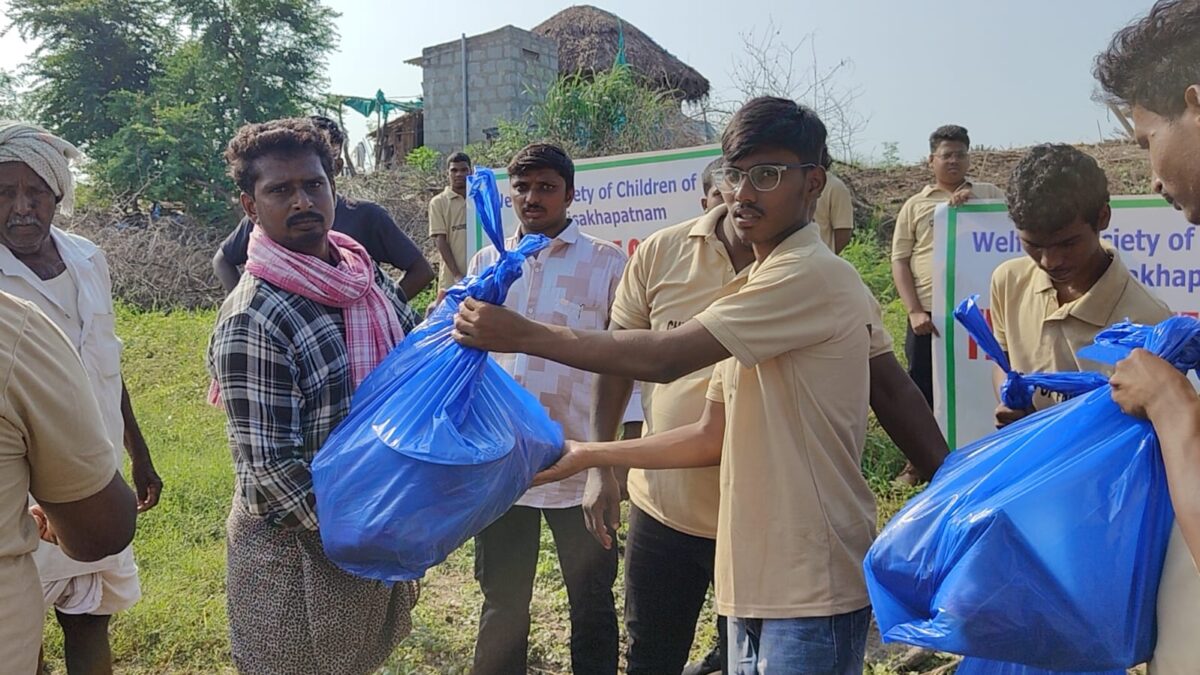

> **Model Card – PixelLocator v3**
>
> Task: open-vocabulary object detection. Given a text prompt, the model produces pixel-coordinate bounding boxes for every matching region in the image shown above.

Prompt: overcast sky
[0,0,1151,163]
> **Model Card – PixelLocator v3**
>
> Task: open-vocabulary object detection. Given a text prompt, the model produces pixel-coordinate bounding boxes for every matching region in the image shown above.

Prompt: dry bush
[61,209,225,310]
[59,167,443,311]
[840,139,1153,247]
[339,167,439,258]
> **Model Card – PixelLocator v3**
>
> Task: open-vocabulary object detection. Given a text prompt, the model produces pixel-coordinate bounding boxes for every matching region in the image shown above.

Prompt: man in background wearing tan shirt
[989,144,1170,427]
[429,152,472,291]
[981,141,1184,673]
[891,125,1005,407]
[814,172,854,254]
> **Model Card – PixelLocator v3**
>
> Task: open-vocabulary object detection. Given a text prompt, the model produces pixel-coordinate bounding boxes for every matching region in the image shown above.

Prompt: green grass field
[37,263,928,673]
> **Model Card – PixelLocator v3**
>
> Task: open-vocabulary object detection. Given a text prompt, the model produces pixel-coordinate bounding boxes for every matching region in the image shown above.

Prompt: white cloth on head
[0,121,81,215]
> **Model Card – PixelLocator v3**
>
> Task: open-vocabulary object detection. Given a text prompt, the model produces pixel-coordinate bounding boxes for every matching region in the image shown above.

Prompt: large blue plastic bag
[956,657,1122,675]
[864,297,1200,671]
[312,167,564,582]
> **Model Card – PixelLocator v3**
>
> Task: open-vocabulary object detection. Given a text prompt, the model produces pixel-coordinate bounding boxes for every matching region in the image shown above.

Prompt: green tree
[0,69,27,119]
[468,65,700,165]
[90,0,337,222]
[170,0,337,126]
[8,0,337,223]
[6,0,167,145]
[534,66,695,157]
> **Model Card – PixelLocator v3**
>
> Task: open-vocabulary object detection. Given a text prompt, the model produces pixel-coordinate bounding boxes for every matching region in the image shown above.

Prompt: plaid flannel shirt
[208,265,416,530]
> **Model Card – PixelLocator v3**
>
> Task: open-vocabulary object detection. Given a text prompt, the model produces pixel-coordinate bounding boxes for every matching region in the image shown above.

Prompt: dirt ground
[839,140,1152,246]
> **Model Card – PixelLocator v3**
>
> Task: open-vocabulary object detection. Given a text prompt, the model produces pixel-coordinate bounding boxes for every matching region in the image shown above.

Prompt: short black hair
[308,115,346,149]
[225,118,335,195]
[721,97,828,167]
[507,142,574,192]
[701,156,723,193]
[447,151,472,167]
[929,125,970,153]
[1094,0,1200,119]
[1007,144,1110,234]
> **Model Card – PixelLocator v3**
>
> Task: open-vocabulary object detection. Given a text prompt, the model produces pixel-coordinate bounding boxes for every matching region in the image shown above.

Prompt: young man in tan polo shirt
[989,144,1170,428]
[584,158,945,674]
[891,125,1005,406]
[454,97,892,674]
[1094,3,1200,672]
[428,152,472,291]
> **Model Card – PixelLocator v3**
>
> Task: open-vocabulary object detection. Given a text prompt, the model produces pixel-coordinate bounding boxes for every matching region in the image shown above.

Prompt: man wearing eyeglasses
[453,97,885,674]
[891,125,1005,409]
[889,125,1004,485]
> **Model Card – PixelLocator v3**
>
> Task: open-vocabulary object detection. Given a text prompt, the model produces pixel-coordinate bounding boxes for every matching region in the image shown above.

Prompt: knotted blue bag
[313,167,564,582]
[864,295,1200,671]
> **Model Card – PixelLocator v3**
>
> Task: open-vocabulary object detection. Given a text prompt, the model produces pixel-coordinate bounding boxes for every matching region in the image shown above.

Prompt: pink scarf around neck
[208,228,405,407]
[246,227,405,387]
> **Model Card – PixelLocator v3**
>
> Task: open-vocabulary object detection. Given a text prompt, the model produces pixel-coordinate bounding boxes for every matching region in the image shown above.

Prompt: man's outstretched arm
[534,398,726,487]
[453,297,730,383]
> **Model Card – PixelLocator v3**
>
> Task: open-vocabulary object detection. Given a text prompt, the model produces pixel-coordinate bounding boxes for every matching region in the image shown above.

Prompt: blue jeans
[728,606,871,675]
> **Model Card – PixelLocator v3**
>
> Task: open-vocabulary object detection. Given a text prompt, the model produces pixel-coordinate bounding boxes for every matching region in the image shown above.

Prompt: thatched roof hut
[533,5,710,102]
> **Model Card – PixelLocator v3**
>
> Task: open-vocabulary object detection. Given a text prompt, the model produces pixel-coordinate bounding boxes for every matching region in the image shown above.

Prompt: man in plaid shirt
[207,118,418,675]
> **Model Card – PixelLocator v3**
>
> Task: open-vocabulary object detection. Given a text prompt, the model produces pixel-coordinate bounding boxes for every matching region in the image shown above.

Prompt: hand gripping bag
[312,167,564,582]
[864,295,1200,671]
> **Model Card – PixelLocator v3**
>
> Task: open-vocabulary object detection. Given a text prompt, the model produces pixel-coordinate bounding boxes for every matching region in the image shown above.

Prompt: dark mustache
[287,212,325,227]
[733,203,765,217]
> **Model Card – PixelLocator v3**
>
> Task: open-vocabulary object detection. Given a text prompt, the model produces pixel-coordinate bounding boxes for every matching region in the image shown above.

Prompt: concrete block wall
[419,25,559,156]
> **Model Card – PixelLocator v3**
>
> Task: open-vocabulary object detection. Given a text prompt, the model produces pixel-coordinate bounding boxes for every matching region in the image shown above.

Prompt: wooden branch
[1108,103,1135,138]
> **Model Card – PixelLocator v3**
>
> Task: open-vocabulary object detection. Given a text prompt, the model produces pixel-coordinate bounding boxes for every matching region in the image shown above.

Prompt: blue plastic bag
[865,297,1200,671]
[953,294,1108,410]
[312,167,564,582]
[956,657,1122,675]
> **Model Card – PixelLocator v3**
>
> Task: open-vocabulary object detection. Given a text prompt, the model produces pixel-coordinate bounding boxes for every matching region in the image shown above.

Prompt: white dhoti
[34,542,140,616]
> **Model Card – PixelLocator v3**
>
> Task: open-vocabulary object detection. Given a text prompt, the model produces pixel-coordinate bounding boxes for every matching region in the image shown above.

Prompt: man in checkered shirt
[207,118,418,675]
[467,143,627,675]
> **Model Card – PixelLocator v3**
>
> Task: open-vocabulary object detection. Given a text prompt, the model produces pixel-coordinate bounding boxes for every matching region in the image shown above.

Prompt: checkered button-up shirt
[470,220,626,509]
[207,265,417,530]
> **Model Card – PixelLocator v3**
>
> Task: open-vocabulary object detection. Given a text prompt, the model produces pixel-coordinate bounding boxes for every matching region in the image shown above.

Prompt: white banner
[932,197,1198,449]
[466,145,721,261]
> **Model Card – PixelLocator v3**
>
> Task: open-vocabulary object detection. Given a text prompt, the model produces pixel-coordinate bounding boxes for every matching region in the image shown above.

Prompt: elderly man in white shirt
[0,122,161,674]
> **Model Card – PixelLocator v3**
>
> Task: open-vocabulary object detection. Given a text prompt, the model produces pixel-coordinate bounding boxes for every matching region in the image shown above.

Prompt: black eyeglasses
[712,163,820,193]
[933,151,969,161]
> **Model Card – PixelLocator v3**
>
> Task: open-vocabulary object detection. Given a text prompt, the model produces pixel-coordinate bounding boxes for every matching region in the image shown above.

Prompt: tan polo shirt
[614,206,893,540]
[695,224,876,618]
[0,292,116,673]
[892,181,1006,311]
[612,205,747,539]
[989,252,1170,410]
[814,172,853,252]
[428,186,468,290]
